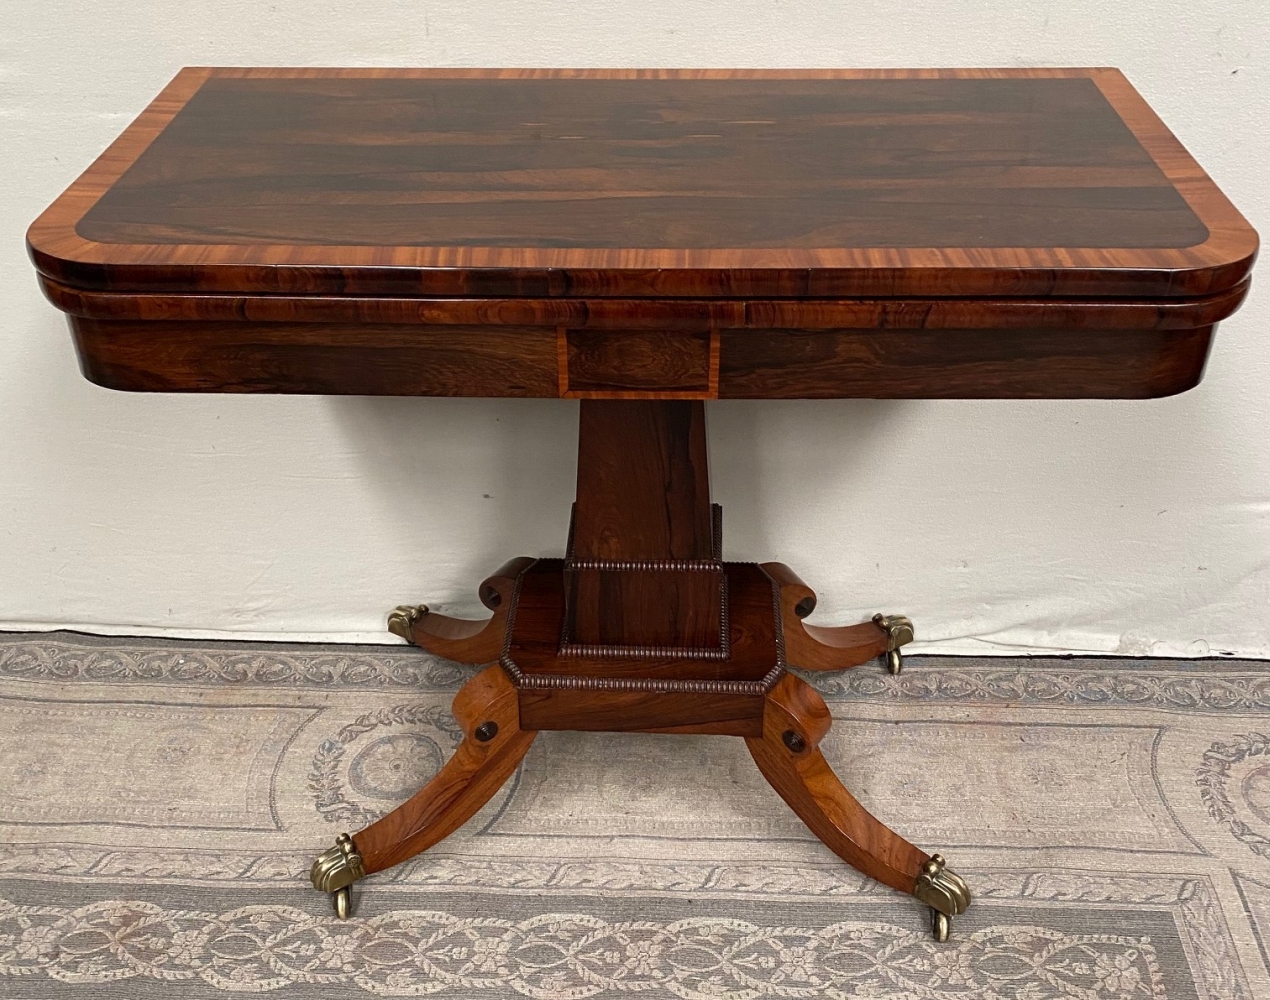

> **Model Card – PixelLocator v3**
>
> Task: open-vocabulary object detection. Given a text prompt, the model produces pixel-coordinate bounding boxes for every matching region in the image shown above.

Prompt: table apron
[65,315,1216,399]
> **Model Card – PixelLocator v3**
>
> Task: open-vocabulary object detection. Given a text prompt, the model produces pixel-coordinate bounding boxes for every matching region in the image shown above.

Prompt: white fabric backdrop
[1,0,1267,656]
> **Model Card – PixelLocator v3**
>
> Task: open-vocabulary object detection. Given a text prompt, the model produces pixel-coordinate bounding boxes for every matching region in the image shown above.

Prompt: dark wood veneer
[564,329,715,396]
[77,76,1206,252]
[66,315,1218,399]
[41,277,1250,328]
[43,277,1247,399]
[28,68,1257,301]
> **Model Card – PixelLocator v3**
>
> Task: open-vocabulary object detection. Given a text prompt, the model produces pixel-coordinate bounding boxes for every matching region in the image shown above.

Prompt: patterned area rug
[1,631,1268,999]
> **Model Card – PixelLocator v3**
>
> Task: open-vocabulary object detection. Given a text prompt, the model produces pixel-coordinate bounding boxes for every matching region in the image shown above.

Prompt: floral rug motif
[1,631,1267,998]
[0,900,1167,998]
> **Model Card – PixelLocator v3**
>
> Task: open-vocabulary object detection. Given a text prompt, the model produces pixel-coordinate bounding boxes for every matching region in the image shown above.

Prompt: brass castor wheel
[387,604,429,643]
[914,853,971,943]
[873,614,913,675]
[311,833,366,920]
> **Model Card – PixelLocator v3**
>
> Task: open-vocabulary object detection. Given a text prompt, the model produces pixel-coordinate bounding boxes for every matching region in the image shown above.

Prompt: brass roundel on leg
[931,909,950,942]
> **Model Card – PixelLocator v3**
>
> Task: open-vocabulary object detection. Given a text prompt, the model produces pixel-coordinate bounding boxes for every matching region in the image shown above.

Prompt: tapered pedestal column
[566,400,723,652]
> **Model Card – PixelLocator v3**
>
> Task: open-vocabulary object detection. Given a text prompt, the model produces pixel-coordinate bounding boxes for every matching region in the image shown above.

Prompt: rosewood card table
[29,67,1256,942]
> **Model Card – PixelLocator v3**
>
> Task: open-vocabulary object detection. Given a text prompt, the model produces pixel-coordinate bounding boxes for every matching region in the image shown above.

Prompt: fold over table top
[28,68,1258,400]
[28,67,1257,301]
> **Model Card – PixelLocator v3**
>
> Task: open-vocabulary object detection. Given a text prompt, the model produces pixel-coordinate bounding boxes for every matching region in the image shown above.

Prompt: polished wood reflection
[79,75,1206,252]
[28,68,1257,300]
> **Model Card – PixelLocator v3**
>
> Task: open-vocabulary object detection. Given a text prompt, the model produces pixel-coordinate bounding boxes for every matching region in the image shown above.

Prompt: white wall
[2,1,1268,656]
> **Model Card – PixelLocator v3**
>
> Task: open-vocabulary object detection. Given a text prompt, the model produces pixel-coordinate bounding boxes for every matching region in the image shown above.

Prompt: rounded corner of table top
[26,216,105,289]
[1184,226,1259,294]
[25,64,216,288]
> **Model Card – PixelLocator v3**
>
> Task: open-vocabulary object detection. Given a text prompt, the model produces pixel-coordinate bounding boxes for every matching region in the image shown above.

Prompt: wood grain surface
[508,559,778,685]
[746,673,930,894]
[762,561,890,671]
[567,401,721,648]
[508,557,778,734]
[399,557,535,665]
[45,274,1246,401]
[355,665,536,874]
[28,68,1257,300]
[60,314,1221,399]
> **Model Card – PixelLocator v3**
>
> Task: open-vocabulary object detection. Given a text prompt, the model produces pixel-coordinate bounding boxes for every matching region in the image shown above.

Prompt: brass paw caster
[873,614,914,675]
[913,853,971,942]
[387,604,428,643]
[311,833,366,919]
